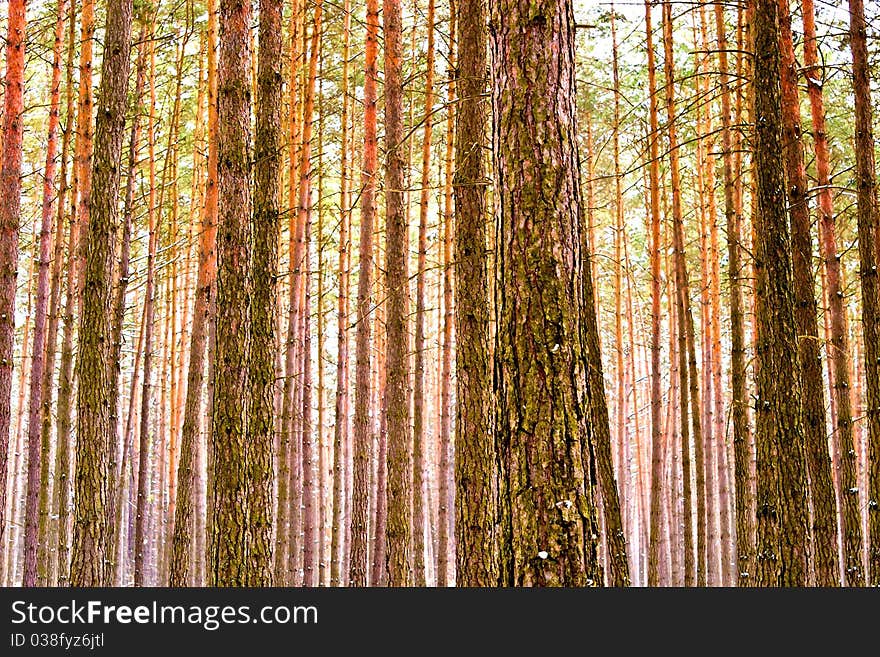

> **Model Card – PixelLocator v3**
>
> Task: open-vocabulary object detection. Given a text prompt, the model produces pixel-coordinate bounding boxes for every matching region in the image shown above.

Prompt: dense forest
[1,0,879,588]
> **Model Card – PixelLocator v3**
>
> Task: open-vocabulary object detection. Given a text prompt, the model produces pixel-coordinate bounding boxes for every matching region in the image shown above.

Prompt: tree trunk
[0,0,27,581]
[69,0,134,586]
[209,0,253,587]
[242,0,283,587]
[454,0,495,587]
[846,0,880,587]
[22,0,66,588]
[752,0,809,587]
[331,0,352,588]
[349,0,379,587]
[777,0,840,587]
[803,0,861,587]
[491,0,604,587]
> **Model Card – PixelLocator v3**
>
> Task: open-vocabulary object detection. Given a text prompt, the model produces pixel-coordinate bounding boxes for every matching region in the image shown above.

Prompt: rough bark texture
[803,0,861,586]
[382,0,412,588]
[244,0,283,587]
[752,0,809,587]
[777,0,839,587]
[70,0,134,586]
[0,0,27,579]
[491,0,602,587]
[209,0,253,587]
[349,0,379,587]
[454,0,496,587]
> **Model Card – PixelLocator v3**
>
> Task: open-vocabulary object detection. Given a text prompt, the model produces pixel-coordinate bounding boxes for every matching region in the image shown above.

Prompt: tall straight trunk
[209,0,253,587]
[331,0,352,588]
[69,0,134,586]
[170,0,219,585]
[134,32,159,587]
[243,0,283,587]
[297,0,323,588]
[411,0,436,589]
[752,0,809,587]
[349,0,379,587]
[43,0,77,585]
[609,10,632,578]
[804,0,860,586]
[382,0,412,588]
[274,0,303,586]
[454,0,495,587]
[661,0,696,586]
[105,27,147,587]
[0,0,27,577]
[644,0,665,587]
[716,0,754,585]
[22,0,66,588]
[437,16,456,586]
[846,0,880,586]
[777,0,839,587]
[492,0,604,587]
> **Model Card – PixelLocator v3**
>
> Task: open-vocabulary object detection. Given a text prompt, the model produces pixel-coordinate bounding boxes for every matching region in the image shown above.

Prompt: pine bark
[777,0,839,586]
[804,0,861,586]
[752,0,809,587]
[491,0,603,587]
[454,0,496,587]
[0,0,27,580]
[70,0,134,586]
[846,0,880,586]
[209,0,253,587]
[349,0,379,587]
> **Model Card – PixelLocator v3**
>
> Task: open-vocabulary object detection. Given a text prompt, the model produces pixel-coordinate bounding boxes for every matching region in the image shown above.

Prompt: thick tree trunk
[752,0,809,587]
[243,0,284,587]
[70,0,134,586]
[492,0,605,587]
[209,0,253,587]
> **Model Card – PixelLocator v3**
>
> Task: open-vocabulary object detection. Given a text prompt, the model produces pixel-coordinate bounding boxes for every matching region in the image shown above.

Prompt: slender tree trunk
[331,0,352,588]
[803,0,860,587]
[644,0,665,587]
[0,0,27,580]
[43,0,77,586]
[661,0,696,586]
[777,0,839,587]
[349,0,379,587]
[752,0,809,587]
[846,0,880,586]
[170,1,219,585]
[454,0,495,587]
[22,0,66,588]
